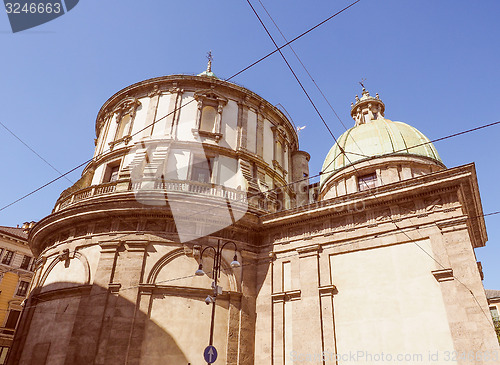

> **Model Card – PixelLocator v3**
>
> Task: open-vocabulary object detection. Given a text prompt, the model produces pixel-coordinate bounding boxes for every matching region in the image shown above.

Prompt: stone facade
[7,75,499,364]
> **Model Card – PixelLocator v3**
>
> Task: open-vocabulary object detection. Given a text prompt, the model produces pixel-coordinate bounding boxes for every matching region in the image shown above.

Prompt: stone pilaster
[237,100,248,150]
[256,106,264,157]
[142,87,161,137]
[293,245,323,364]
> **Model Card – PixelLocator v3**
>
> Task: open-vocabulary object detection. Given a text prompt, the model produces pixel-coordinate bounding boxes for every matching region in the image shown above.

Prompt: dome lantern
[350,88,385,126]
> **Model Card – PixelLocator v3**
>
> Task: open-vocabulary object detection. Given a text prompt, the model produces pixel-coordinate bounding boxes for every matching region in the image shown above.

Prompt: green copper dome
[320,118,443,189]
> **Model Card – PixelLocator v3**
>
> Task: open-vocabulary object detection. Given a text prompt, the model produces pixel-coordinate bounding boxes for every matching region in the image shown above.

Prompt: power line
[256,0,351,132]
[246,0,340,143]
[229,0,362,81]
[0,121,72,183]
[0,1,363,214]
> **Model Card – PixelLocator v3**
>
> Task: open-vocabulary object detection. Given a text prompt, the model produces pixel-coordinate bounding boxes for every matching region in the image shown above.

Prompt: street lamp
[195,239,240,361]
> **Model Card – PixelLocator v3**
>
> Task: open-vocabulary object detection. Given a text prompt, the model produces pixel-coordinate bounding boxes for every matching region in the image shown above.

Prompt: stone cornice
[263,164,476,220]
[29,192,262,256]
[32,284,92,302]
[263,163,486,249]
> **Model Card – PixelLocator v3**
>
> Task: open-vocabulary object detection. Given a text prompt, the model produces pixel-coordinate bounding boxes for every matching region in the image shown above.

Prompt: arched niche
[147,247,239,293]
[142,247,240,364]
[38,251,90,293]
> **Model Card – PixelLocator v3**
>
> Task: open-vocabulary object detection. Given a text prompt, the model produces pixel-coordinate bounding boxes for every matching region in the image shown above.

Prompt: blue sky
[0,0,499,288]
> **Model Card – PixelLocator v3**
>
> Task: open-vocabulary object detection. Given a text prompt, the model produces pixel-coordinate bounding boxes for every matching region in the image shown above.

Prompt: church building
[8,65,499,364]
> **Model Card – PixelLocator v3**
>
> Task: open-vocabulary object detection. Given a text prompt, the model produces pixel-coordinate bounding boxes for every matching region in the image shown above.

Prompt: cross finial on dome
[359,78,366,89]
[198,51,218,78]
[206,50,213,73]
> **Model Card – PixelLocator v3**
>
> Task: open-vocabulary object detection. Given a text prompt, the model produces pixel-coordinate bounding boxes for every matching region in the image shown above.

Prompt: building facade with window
[0,225,35,364]
[486,290,500,343]
[8,70,499,364]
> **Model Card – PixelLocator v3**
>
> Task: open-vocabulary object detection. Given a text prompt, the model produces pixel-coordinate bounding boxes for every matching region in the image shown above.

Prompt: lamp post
[195,239,240,362]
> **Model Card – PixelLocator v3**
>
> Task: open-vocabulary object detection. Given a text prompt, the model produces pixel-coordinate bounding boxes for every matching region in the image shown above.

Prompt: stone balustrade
[53,179,248,213]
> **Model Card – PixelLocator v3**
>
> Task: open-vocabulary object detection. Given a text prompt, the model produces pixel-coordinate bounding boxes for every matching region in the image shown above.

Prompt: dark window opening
[2,251,13,265]
[4,310,21,329]
[16,281,29,297]
[358,173,377,191]
[20,255,31,270]
[191,156,214,184]
[103,164,120,183]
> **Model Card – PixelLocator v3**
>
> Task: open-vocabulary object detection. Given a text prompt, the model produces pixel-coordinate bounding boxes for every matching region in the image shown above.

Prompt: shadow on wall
[8,282,190,365]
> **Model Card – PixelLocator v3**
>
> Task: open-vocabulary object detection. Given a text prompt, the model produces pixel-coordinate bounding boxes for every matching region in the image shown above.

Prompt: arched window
[192,89,227,142]
[200,105,217,133]
[116,113,132,140]
[108,98,141,150]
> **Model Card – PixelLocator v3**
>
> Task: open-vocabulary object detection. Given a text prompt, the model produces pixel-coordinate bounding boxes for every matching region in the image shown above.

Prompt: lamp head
[205,295,215,305]
[230,254,241,268]
[195,263,205,276]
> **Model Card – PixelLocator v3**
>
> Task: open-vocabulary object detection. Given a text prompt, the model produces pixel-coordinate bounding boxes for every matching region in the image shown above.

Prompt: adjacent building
[8,67,499,364]
[0,225,35,364]
[486,290,500,342]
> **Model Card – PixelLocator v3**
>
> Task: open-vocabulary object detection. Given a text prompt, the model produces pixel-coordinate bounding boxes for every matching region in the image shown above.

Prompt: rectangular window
[103,163,120,183]
[4,310,21,329]
[0,346,9,365]
[276,141,284,166]
[358,173,377,191]
[20,255,31,270]
[491,307,499,321]
[282,261,291,292]
[1,251,13,265]
[191,155,214,184]
[16,281,30,297]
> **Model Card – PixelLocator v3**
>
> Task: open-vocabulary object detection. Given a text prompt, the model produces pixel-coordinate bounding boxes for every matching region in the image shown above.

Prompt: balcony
[53,179,249,213]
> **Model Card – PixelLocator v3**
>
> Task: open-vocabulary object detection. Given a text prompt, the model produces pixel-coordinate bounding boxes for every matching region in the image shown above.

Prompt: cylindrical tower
[9,68,307,364]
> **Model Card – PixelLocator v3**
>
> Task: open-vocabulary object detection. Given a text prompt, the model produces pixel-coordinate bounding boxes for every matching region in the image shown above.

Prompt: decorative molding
[319,284,338,296]
[148,84,161,97]
[477,261,484,281]
[192,128,223,143]
[108,135,132,150]
[432,268,454,282]
[297,244,321,258]
[436,217,468,232]
[141,284,242,300]
[33,284,92,302]
[138,283,156,294]
[271,289,301,302]
[99,240,122,254]
[108,283,122,293]
[123,239,149,252]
